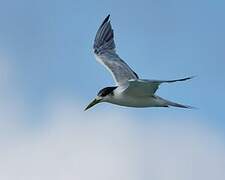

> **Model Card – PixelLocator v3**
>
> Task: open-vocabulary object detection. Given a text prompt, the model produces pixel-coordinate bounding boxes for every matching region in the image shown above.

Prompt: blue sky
[0,0,225,179]
[1,0,224,126]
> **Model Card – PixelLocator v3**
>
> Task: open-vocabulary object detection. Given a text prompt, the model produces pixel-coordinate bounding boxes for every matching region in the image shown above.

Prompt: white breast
[105,90,164,107]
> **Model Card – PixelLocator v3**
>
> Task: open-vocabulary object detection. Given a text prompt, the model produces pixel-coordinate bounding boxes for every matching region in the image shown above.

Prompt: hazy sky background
[0,0,225,179]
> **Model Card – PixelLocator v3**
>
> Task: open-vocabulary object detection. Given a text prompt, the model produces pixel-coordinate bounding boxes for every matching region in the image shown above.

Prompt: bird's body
[104,89,167,108]
[85,15,194,111]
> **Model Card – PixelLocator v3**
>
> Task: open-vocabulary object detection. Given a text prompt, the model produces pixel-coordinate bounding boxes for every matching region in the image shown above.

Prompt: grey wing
[121,79,160,97]
[122,76,194,97]
[93,15,138,86]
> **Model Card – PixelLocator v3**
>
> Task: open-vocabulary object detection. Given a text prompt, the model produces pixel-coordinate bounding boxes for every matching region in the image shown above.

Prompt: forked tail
[154,95,194,109]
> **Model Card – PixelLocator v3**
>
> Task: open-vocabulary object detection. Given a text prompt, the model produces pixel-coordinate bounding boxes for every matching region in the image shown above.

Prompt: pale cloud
[0,97,225,180]
[0,62,225,180]
[0,53,27,138]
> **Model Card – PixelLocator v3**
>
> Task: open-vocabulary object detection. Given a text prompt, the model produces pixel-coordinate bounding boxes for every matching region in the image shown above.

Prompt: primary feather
[93,15,138,86]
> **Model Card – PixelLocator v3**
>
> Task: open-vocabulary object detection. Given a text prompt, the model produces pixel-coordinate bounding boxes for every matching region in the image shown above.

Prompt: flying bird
[85,15,194,111]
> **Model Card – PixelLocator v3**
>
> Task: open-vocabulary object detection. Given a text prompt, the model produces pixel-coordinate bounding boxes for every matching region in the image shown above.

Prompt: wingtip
[105,14,110,22]
[181,75,197,81]
[100,14,110,26]
[106,14,110,19]
[184,105,197,109]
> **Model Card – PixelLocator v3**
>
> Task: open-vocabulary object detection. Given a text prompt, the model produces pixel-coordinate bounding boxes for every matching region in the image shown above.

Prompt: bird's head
[84,86,117,111]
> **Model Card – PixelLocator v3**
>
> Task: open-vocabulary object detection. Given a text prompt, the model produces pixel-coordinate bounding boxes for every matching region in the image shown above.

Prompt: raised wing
[122,76,194,97]
[93,15,138,86]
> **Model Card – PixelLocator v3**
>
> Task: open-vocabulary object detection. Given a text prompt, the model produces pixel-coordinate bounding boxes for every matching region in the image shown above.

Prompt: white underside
[104,91,167,108]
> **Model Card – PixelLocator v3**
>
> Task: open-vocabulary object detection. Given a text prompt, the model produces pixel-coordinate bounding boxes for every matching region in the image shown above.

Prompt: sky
[0,0,225,179]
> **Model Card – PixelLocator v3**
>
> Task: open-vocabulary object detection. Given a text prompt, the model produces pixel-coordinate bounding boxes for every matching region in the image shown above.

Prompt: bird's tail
[154,95,194,109]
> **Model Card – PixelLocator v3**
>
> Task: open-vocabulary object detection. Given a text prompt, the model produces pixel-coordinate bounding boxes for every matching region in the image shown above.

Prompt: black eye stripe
[98,86,117,97]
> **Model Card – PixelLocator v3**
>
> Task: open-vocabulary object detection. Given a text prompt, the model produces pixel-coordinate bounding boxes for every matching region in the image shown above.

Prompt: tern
[85,15,194,111]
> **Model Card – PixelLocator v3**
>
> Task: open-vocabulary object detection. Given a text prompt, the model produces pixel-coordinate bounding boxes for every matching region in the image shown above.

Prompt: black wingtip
[100,14,110,27]
[106,14,110,20]
[177,75,197,82]
[185,75,196,80]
